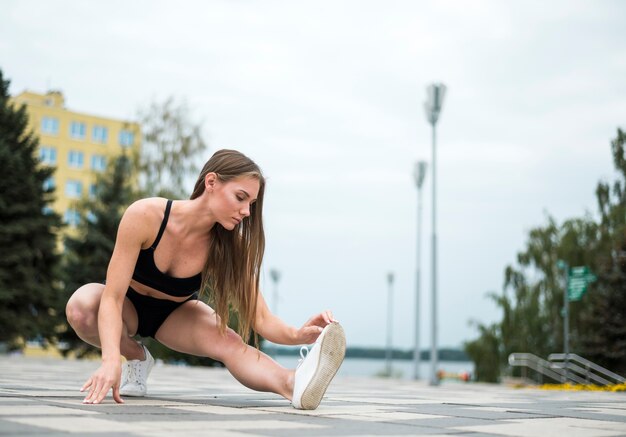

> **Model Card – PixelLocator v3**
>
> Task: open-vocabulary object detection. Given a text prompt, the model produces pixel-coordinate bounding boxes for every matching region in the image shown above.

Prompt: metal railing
[508,353,569,384]
[508,352,625,385]
[548,353,625,386]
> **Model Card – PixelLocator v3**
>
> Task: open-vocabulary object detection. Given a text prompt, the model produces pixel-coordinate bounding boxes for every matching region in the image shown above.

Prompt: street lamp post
[413,161,427,380]
[424,83,447,386]
[269,269,281,357]
[385,272,394,376]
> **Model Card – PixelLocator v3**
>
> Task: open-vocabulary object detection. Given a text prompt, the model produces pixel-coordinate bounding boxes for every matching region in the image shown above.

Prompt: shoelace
[124,360,144,386]
[297,346,309,369]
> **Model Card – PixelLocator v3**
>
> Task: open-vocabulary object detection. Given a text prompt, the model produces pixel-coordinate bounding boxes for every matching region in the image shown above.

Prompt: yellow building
[11,90,141,228]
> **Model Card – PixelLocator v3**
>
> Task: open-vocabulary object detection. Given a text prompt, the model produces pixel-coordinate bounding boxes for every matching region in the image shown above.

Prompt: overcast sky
[2,1,625,350]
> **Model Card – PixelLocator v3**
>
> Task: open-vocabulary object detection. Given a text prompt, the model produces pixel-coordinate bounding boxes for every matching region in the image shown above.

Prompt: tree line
[271,346,469,361]
[464,128,626,382]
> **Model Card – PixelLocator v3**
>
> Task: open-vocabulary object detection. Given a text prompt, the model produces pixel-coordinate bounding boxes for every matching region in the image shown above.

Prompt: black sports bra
[132,200,202,297]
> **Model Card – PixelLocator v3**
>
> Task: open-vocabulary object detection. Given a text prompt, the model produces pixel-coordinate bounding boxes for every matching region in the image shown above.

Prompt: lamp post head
[269,269,281,284]
[414,161,427,189]
[387,272,394,285]
[424,83,447,126]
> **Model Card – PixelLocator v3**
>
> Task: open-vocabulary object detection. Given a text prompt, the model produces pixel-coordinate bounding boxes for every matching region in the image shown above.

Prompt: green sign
[568,266,597,301]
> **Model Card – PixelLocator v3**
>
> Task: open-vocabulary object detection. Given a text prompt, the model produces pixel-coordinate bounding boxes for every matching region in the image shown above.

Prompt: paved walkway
[1,355,626,436]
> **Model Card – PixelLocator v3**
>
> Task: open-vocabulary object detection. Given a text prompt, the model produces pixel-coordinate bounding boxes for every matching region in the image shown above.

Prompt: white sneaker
[120,345,154,397]
[292,322,346,410]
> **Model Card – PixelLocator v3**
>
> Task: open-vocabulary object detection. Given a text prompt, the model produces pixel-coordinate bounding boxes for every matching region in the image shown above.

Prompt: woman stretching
[65,149,345,409]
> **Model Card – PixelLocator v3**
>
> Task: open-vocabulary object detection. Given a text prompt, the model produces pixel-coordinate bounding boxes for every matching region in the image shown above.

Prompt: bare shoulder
[119,198,169,248]
[124,197,169,221]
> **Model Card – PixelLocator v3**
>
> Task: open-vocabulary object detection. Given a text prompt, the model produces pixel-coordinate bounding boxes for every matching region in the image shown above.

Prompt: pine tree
[0,68,63,348]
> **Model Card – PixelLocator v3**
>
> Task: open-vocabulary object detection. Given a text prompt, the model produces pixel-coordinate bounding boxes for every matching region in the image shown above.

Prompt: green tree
[0,68,63,348]
[579,129,626,375]
[464,322,500,382]
[137,97,208,199]
[465,129,625,382]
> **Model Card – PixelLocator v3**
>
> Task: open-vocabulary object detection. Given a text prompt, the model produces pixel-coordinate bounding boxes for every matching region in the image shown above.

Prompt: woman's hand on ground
[80,361,124,404]
[296,310,338,344]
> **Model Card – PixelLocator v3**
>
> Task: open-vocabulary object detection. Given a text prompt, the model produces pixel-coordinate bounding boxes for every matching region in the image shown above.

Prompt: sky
[2,0,625,350]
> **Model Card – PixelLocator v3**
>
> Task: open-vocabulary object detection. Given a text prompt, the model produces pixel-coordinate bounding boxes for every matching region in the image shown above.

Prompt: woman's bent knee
[66,283,104,333]
[66,302,94,332]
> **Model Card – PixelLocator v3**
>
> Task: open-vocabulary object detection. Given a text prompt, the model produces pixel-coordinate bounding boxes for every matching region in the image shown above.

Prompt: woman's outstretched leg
[155,300,294,399]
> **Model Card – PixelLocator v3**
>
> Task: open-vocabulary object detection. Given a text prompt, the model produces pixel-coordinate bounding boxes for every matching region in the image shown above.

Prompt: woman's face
[209,175,260,230]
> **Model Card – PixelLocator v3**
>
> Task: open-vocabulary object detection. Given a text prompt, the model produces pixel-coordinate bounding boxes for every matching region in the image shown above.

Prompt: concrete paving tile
[4,416,148,433]
[326,412,446,422]
[507,407,626,423]
[251,403,399,416]
[332,396,441,405]
[394,404,493,417]
[455,417,626,437]
[460,406,540,413]
[452,434,521,437]
[130,418,326,431]
[392,416,504,429]
[592,403,626,410]
[166,404,274,415]
[574,408,626,417]
[429,406,550,420]
[250,422,464,436]
[11,390,81,397]
[109,397,207,407]
[251,415,467,436]
[131,431,258,437]
[0,397,36,405]
[0,418,60,435]
[0,404,99,416]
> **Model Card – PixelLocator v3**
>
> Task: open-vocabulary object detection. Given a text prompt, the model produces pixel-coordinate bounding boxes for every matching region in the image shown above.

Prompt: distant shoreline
[264,345,470,362]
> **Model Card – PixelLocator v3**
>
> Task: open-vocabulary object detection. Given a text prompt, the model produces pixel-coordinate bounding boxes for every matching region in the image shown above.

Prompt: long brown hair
[190,149,265,344]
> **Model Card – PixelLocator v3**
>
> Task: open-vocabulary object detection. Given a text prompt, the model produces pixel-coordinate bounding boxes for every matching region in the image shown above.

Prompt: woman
[66,149,346,409]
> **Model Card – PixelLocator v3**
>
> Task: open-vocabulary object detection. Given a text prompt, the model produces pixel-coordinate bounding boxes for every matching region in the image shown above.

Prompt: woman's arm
[81,202,150,404]
[254,291,336,346]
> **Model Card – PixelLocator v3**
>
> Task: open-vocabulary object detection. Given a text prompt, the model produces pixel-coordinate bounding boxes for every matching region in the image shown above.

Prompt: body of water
[273,355,474,380]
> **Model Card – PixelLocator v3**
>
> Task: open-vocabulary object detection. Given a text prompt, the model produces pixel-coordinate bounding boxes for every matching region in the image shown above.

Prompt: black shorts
[126,287,198,338]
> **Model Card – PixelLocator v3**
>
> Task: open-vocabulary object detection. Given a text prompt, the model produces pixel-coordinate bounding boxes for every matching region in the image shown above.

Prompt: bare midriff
[129,279,194,303]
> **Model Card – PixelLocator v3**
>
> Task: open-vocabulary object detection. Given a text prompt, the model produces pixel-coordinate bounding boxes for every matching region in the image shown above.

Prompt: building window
[86,211,98,224]
[92,125,108,144]
[119,130,134,147]
[89,184,98,198]
[39,147,57,165]
[91,154,106,172]
[42,206,54,215]
[65,180,83,198]
[68,150,84,168]
[43,177,55,191]
[70,121,86,139]
[41,117,59,135]
[64,209,81,227]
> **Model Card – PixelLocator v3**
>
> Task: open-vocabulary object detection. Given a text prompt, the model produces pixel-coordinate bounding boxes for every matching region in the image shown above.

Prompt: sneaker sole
[300,323,346,410]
